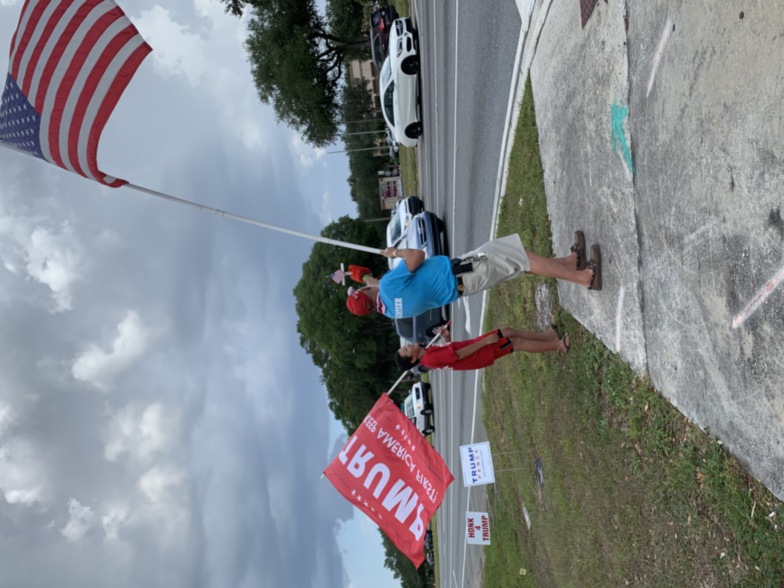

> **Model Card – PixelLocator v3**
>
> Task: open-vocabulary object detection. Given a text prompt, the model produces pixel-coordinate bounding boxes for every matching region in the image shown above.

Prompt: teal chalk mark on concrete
[611,104,634,174]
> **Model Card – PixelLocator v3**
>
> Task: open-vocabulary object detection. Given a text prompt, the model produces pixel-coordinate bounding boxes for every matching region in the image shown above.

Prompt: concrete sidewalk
[526,0,784,500]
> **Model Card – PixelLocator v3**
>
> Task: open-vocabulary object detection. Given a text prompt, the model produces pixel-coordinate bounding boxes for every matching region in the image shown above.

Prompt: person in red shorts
[394,325,570,372]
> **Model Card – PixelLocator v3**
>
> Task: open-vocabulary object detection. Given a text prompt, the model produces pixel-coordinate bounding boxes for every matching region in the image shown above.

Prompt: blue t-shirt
[378,256,459,318]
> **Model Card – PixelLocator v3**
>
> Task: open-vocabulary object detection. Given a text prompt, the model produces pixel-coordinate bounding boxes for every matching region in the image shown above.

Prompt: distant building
[348,58,379,107]
[379,174,403,210]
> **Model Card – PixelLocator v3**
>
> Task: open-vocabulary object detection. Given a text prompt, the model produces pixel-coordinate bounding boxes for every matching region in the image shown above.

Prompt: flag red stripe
[44,6,120,169]
[57,10,126,173]
[9,0,48,78]
[20,0,73,94]
[84,39,150,185]
[32,0,92,114]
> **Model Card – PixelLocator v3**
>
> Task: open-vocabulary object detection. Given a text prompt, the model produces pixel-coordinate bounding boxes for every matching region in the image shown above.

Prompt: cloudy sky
[0,1,400,586]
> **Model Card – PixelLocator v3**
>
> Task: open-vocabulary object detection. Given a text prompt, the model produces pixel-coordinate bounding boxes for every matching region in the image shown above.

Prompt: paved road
[412,1,533,586]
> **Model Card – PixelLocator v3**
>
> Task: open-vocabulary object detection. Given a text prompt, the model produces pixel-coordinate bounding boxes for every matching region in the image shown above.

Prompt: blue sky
[0,1,400,586]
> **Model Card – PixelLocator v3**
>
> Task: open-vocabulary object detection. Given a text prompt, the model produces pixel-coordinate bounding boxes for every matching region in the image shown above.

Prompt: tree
[341,77,391,217]
[293,216,400,431]
[380,532,434,587]
[221,0,369,147]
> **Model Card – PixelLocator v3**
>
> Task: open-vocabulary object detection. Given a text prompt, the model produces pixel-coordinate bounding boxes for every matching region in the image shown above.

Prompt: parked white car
[402,382,434,436]
[379,18,422,147]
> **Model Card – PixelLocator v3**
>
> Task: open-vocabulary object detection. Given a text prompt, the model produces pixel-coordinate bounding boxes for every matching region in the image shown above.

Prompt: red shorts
[486,329,514,361]
[422,329,513,371]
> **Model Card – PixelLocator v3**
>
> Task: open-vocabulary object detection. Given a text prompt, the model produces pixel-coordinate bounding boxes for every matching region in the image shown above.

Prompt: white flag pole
[124,182,382,255]
[0,143,383,254]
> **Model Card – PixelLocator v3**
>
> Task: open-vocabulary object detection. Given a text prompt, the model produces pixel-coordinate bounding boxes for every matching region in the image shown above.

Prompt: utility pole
[328,146,389,155]
[342,129,387,137]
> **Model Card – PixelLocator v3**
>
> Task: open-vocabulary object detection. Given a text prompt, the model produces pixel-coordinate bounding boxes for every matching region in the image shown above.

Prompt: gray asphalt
[530,0,784,501]
[414,1,525,586]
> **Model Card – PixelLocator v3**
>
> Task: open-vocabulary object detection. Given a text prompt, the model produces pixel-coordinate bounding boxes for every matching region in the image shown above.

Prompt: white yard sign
[459,442,495,487]
[466,511,491,545]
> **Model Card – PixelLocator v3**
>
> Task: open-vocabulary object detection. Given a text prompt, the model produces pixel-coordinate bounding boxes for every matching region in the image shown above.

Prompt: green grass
[399,145,419,198]
[389,0,409,18]
[479,78,784,587]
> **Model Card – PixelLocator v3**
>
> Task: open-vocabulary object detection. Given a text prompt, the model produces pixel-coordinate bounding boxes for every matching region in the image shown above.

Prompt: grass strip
[480,78,784,587]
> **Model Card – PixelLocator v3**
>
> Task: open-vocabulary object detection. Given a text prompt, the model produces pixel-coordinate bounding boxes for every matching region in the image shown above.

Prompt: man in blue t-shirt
[346,233,602,319]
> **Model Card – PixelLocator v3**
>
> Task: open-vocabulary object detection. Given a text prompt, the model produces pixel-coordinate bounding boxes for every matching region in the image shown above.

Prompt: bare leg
[509,332,569,354]
[499,327,558,342]
[556,251,580,269]
[528,251,593,288]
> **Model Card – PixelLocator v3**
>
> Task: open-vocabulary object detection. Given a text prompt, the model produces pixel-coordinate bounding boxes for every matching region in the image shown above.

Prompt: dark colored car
[370,5,399,72]
[390,210,448,344]
[424,528,435,565]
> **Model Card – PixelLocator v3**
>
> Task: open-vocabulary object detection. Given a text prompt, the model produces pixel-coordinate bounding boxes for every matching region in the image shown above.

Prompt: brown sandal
[587,244,602,291]
[570,231,586,270]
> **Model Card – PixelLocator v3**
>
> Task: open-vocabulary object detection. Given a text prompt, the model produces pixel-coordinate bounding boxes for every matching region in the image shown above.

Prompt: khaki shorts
[458,234,530,295]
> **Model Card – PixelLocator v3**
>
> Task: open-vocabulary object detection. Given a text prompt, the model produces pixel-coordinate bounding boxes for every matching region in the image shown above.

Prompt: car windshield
[380,57,392,88]
[371,34,384,70]
[379,60,395,126]
[387,210,402,245]
[403,397,414,418]
[382,83,395,126]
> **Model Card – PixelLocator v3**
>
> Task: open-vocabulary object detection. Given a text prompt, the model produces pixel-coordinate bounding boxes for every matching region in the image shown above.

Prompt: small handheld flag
[0,0,152,186]
[330,268,346,285]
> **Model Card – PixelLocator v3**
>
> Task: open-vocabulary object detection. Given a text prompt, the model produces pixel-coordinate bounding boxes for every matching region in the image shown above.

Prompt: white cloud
[101,504,130,541]
[0,401,14,435]
[72,311,153,391]
[132,2,277,151]
[62,498,95,541]
[0,215,83,312]
[135,465,189,541]
[136,6,209,87]
[289,135,326,169]
[25,224,82,312]
[0,438,45,506]
[104,403,176,463]
[138,465,185,504]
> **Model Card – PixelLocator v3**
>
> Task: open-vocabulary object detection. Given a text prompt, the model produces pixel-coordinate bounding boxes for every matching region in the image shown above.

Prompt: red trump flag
[0,0,151,186]
[324,394,454,567]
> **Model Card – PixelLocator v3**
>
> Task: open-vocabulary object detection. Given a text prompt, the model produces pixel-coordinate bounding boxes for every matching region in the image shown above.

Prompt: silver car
[386,196,424,270]
[388,208,448,345]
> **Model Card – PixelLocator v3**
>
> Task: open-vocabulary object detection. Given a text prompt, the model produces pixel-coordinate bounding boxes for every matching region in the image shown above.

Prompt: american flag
[329,269,346,284]
[0,0,151,187]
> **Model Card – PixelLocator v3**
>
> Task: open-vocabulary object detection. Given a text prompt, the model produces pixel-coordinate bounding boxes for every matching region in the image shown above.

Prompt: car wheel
[422,407,433,416]
[424,426,434,436]
[401,55,419,75]
[405,122,423,139]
